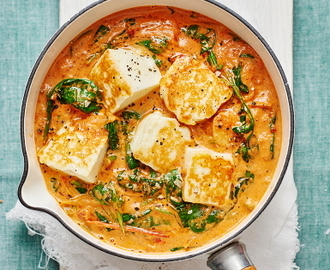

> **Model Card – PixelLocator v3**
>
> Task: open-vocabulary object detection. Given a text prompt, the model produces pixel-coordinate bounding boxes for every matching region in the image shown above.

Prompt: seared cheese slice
[130,111,192,173]
[89,48,162,113]
[160,55,232,125]
[38,115,109,183]
[183,146,234,207]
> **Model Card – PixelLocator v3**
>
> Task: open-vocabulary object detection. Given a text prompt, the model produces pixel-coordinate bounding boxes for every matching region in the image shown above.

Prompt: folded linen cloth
[7,0,300,269]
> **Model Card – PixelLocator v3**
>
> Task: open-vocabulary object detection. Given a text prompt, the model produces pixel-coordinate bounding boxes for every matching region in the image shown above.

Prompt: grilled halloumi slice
[38,115,109,183]
[130,111,192,173]
[89,48,162,113]
[183,146,235,207]
[160,55,232,125]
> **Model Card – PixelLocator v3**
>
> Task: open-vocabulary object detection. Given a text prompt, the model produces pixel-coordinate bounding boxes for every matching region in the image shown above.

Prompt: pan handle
[207,242,257,270]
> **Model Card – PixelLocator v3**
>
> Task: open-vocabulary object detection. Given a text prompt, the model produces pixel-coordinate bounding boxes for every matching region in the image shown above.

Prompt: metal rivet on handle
[207,242,255,270]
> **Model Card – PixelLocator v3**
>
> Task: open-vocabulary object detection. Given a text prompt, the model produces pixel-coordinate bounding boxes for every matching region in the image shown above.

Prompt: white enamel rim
[19,0,294,262]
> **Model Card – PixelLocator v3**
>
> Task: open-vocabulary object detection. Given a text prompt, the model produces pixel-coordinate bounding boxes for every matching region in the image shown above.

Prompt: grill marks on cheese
[183,147,235,208]
[40,48,236,206]
[89,48,162,113]
[130,111,235,207]
[130,111,192,173]
[38,115,109,183]
[160,56,232,125]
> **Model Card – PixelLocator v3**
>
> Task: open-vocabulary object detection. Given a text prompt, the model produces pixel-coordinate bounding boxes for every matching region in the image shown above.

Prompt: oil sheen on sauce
[34,6,282,254]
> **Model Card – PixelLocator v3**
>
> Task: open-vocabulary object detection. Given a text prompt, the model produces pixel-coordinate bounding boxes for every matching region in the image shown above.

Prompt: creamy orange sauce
[34,6,281,254]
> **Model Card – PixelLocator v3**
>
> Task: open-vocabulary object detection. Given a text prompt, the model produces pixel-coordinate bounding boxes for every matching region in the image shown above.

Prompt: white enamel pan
[18,0,294,269]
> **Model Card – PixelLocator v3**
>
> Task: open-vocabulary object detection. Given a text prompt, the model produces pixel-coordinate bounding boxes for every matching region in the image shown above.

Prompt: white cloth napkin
[7,0,300,269]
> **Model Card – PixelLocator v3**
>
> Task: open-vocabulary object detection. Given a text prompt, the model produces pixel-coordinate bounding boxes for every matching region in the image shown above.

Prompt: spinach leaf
[240,53,254,58]
[232,65,249,93]
[94,25,110,43]
[50,78,102,113]
[223,66,257,162]
[71,180,88,194]
[171,201,223,233]
[44,78,102,139]
[95,211,110,223]
[125,143,140,169]
[170,247,184,252]
[122,210,152,227]
[164,170,223,233]
[182,25,216,53]
[269,115,277,159]
[207,50,223,70]
[177,203,204,228]
[44,98,55,140]
[182,24,222,70]
[136,37,168,54]
[105,121,120,150]
[233,171,255,198]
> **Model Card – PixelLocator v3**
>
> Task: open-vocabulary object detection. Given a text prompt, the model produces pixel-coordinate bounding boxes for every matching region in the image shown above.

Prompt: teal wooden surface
[0,0,60,269]
[0,0,329,269]
[293,1,330,268]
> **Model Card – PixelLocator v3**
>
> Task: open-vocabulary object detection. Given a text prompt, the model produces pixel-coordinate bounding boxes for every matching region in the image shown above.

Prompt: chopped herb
[50,177,59,192]
[116,169,163,196]
[116,210,125,233]
[91,182,123,206]
[150,169,158,178]
[108,155,117,161]
[152,55,163,67]
[170,247,184,252]
[91,184,111,205]
[155,208,173,215]
[121,110,141,120]
[162,169,182,198]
